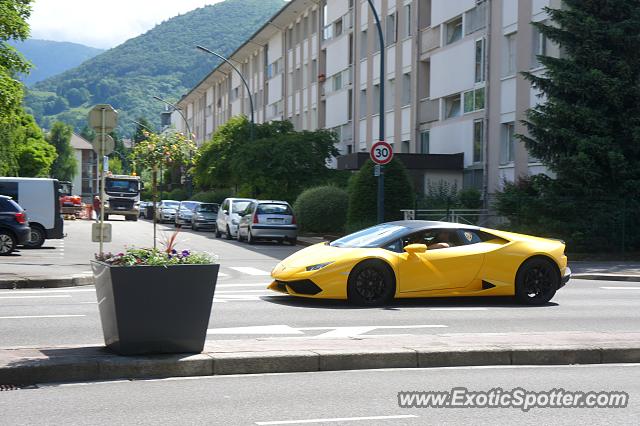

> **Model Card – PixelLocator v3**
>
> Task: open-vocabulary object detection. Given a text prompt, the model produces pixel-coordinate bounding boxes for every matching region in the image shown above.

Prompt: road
[0,219,639,347]
[1,364,637,424]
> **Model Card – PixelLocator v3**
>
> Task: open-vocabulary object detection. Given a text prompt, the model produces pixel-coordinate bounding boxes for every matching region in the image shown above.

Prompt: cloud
[28,0,225,49]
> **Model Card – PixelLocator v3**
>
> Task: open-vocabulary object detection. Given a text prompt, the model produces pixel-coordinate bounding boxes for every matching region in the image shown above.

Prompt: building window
[475,38,485,83]
[386,78,395,111]
[444,94,461,119]
[473,119,484,163]
[420,130,430,154]
[286,27,293,50]
[303,16,309,39]
[360,29,368,59]
[312,9,318,33]
[445,16,463,45]
[531,24,547,68]
[348,89,353,120]
[503,32,517,76]
[402,4,412,38]
[386,12,397,45]
[464,2,487,35]
[463,87,485,113]
[311,59,318,82]
[333,72,343,91]
[501,122,516,164]
[372,84,381,113]
[401,73,411,106]
[359,89,367,118]
[334,19,343,37]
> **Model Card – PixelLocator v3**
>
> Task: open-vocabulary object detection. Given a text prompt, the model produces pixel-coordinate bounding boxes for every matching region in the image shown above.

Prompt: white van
[215,198,255,240]
[0,178,64,248]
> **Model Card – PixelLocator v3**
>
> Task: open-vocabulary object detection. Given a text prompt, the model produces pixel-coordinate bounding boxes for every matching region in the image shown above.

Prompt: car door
[397,228,486,293]
[217,200,229,230]
[238,203,254,236]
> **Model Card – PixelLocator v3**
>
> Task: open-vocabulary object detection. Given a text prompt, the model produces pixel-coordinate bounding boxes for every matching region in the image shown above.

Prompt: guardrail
[401,209,494,226]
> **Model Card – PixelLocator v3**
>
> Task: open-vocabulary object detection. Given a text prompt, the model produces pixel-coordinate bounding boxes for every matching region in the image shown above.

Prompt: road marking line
[0,295,72,299]
[229,267,271,276]
[218,272,229,277]
[207,325,304,335]
[215,289,271,293]
[0,289,94,295]
[600,286,640,290]
[0,314,85,319]
[428,307,488,311]
[216,284,269,288]
[255,415,418,425]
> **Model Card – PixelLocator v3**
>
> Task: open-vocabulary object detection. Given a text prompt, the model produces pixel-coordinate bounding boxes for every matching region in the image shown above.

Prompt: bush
[166,188,188,201]
[294,186,349,233]
[347,159,415,226]
[190,189,233,204]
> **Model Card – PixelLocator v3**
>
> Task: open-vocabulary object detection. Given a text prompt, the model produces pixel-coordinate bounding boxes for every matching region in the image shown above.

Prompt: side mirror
[404,243,427,254]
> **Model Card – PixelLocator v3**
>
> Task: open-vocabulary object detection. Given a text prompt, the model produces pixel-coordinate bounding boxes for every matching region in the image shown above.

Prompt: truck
[0,177,64,248]
[58,181,83,218]
[102,174,142,221]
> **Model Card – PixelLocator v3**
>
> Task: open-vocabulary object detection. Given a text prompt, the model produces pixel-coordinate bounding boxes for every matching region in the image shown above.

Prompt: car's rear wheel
[225,226,232,240]
[347,260,395,306]
[23,225,45,249]
[247,229,255,245]
[288,238,297,246]
[515,258,559,305]
[0,231,16,255]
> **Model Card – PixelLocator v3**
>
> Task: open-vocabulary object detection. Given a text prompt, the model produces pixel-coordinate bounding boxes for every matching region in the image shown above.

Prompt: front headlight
[306,261,334,271]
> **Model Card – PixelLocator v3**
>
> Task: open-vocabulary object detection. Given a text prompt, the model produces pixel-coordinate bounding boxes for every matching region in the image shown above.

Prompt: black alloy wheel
[515,258,559,305]
[347,260,395,306]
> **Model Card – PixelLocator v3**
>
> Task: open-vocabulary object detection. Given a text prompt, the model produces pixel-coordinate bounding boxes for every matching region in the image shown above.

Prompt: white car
[155,200,179,223]
[215,198,255,240]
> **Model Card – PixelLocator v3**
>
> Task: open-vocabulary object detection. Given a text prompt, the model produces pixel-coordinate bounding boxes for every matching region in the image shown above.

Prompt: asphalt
[2,331,640,386]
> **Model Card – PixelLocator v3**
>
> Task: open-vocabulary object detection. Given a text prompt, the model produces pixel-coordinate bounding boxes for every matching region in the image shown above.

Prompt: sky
[28,0,225,49]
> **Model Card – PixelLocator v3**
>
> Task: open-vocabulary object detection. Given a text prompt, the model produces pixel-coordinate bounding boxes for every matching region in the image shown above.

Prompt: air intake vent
[482,280,496,290]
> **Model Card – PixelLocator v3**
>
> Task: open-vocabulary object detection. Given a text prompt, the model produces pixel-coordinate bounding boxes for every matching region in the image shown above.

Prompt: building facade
[175,0,559,198]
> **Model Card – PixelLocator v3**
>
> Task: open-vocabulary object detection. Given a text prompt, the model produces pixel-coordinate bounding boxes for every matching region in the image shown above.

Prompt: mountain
[24,0,286,134]
[11,39,104,86]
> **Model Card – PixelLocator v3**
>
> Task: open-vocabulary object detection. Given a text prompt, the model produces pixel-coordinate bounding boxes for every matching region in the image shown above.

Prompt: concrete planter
[91,261,219,355]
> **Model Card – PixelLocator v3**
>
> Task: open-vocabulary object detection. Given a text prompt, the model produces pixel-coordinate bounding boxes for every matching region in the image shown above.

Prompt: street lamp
[196,45,255,142]
[153,95,194,197]
[366,0,386,224]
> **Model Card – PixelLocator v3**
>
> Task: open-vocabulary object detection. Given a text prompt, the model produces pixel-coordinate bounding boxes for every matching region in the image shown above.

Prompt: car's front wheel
[347,260,395,306]
[515,258,559,305]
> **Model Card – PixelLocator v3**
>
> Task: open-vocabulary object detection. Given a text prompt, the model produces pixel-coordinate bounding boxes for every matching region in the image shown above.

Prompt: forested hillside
[25,0,285,134]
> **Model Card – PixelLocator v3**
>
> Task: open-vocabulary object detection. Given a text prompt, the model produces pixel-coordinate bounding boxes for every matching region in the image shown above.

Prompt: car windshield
[256,203,292,215]
[330,224,408,248]
[163,201,179,208]
[231,201,251,213]
[106,179,139,193]
[199,204,218,213]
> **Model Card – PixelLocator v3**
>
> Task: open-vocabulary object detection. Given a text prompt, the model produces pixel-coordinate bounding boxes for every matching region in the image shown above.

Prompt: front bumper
[15,225,31,245]
[560,267,571,288]
[194,219,216,228]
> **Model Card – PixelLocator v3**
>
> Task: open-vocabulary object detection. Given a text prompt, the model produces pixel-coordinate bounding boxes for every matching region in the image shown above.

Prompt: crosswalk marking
[600,286,640,290]
[229,267,271,276]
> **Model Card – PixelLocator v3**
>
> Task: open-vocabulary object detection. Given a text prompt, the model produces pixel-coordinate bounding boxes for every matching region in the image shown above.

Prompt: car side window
[383,239,403,253]
[457,229,494,245]
[402,229,461,249]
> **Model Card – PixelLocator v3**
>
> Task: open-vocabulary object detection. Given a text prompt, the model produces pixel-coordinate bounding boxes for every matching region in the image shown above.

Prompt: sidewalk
[1,332,639,386]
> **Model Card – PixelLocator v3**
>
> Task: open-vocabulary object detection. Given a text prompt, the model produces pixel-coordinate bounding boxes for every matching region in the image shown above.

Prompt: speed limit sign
[370,140,393,165]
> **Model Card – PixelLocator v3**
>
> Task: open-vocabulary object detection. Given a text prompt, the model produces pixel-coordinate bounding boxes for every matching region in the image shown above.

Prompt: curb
[0,275,94,290]
[572,273,640,282]
[2,345,640,386]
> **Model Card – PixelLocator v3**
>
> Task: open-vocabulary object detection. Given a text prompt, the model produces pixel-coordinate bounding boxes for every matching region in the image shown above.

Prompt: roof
[70,133,93,150]
[386,220,480,230]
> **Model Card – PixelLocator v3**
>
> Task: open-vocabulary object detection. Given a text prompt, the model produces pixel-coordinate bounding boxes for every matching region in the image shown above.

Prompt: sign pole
[99,108,106,255]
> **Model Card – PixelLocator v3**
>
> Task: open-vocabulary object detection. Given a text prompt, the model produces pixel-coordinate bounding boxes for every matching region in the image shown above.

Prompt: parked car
[139,201,151,218]
[238,200,297,245]
[215,198,255,240]
[191,203,219,232]
[175,201,201,228]
[0,195,31,255]
[155,200,179,223]
[0,177,64,248]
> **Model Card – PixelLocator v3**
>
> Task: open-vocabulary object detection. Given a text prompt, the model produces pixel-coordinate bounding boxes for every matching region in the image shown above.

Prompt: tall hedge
[347,159,414,226]
[294,186,348,233]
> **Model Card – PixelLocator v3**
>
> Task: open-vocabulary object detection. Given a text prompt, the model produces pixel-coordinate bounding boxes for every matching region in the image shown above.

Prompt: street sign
[92,134,115,156]
[373,164,381,176]
[370,140,393,165]
[92,223,112,243]
[88,104,118,132]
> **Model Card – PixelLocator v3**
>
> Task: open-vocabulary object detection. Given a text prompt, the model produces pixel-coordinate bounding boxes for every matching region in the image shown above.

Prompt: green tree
[497,0,640,250]
[0,110,54,176]
[0,0,32,121]
[108,157,123,174]
[133,117,152,143]
[347,159,415,228]
[47,121,77,181]
[294,186,349,233]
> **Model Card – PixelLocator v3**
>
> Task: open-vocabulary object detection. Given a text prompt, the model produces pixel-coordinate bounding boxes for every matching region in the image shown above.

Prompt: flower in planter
[95,247,216,266]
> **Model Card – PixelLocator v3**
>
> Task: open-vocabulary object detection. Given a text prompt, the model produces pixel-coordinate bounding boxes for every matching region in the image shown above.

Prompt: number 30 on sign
[370,140,393,165]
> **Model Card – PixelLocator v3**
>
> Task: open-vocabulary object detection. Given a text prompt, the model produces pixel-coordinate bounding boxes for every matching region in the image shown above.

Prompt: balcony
[419,98,439,123]
[420,26,440,55]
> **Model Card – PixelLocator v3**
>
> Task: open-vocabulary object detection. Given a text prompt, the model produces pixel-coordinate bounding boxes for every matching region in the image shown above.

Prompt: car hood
[277,243,361,269]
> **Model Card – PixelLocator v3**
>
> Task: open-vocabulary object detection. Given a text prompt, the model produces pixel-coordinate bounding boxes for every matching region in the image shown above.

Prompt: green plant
[167,188,188,201]
[294,186,348,233]
[347,159,415,226]
[190,189,232,204]
[94,248,214,266]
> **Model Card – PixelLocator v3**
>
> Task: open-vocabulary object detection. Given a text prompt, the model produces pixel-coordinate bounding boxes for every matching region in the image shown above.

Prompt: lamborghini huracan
[269,221,571,306]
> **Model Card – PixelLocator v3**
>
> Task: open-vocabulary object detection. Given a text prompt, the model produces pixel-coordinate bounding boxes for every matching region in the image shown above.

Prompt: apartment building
[175,0,558,197]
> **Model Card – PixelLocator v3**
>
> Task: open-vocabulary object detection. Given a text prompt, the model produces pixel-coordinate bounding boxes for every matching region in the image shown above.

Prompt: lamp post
[153,95,193,197]
[196,45,255,142]
[366,0,386,224]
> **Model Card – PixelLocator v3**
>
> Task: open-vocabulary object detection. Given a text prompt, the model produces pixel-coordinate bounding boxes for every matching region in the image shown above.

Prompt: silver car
[191,203,219,231]
[155,200,179,223]
[237,200,297,245]
[175,201,201,228]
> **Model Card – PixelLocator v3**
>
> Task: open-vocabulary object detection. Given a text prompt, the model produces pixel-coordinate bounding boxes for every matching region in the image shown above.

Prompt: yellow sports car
[269,221,571,306]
